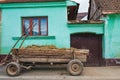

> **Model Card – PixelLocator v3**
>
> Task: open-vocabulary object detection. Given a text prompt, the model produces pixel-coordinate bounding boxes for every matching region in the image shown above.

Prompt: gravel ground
[0,65,120,80]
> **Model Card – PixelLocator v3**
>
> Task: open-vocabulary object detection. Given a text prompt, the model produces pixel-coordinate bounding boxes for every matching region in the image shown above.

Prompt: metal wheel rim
[71,63,80,72]
[7,65,18,75]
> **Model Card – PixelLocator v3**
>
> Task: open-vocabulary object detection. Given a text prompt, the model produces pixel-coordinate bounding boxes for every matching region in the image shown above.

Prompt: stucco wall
[0,9,1,54]
[68,23,104,34]
[0,22,1,54]
[0,1,106,59]
[68,22,104,58]
[104,14,120,58]
[1,2,70,54]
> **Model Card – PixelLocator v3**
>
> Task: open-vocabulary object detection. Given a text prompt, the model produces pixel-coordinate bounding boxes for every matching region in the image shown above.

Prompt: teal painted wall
[68,23,104,58]
[1,1,120,59]
[0,1,105,58]
[104,14,120,58]
[1,2,70,54]
[0,21,1,54]
[68,23,104,34]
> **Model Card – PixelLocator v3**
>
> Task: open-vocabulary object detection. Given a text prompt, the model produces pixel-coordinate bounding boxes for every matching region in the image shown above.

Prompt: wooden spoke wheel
[6,62,20,76]
[67,59,83,76]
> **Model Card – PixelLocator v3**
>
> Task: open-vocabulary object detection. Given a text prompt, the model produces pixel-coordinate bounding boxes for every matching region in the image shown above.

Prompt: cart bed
[12,48,89,63]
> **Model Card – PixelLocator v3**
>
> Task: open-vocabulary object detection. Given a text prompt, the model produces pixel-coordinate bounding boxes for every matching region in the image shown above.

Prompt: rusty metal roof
[0,0,65,3]
[95,0,120,14]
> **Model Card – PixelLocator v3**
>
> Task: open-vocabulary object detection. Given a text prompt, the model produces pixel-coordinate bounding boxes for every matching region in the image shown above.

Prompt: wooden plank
[17,49,73,56]
[19,55,87,62]
[19,55,72,59]
[12,48,89,63]
[19,58,71,63]
[13,48,89,55]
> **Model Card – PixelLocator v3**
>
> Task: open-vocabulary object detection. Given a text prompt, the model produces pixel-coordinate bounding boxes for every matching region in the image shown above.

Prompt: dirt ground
[0,66,120,80]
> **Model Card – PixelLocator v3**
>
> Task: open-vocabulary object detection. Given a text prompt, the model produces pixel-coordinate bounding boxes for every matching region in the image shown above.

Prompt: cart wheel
[67,59,83,76]
[5,62,20,76]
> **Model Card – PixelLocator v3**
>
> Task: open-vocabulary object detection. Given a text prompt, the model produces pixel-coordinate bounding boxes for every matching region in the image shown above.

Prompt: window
[22,17,48,36]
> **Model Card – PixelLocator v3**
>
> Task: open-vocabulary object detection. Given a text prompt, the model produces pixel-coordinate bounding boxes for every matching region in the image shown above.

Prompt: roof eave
[102,10,120,15]
[68,20,104,24]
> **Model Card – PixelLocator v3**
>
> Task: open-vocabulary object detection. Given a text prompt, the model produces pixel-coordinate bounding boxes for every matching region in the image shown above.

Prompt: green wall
[68,23,104,58]
[68,23,104,34]
[1,2,70,54]
[104,14,120,58]
[0,21,1,54]
[1,1,120,59]
[0,1,106,60]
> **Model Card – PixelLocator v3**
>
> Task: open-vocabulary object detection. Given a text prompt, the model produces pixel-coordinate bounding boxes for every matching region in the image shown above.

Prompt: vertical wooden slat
[30,18,32,36]
[22,18,25,36]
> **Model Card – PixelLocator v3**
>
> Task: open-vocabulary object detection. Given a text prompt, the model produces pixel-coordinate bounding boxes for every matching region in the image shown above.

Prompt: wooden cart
[5,46,89,76]
[1,24,89,76]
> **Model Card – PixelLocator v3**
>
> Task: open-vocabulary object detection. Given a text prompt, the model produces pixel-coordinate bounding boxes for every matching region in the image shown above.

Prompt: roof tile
[95,0,120,11]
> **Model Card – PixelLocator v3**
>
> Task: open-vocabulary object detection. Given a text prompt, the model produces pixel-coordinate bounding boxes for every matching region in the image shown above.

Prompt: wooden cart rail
[5,48,89,76]
[12,48,89,62]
